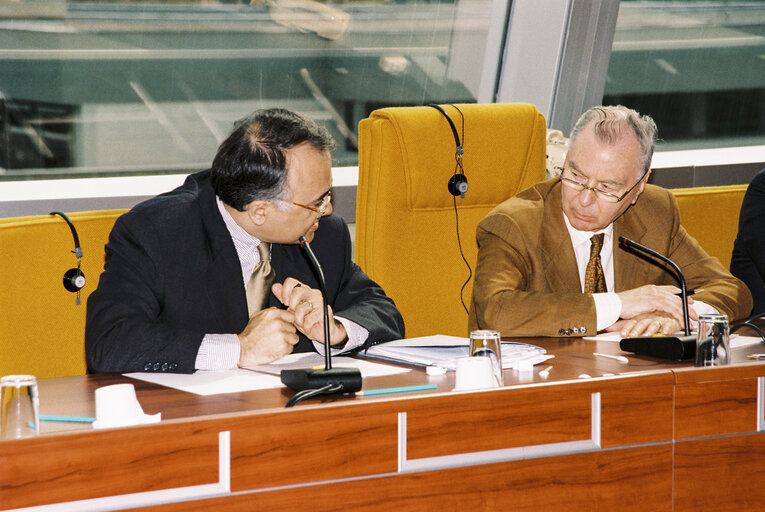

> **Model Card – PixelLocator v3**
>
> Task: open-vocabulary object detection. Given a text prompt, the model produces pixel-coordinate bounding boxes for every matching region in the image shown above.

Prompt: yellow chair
[0,210,126,378]
[670,185,747,270]
[356,103,547,338]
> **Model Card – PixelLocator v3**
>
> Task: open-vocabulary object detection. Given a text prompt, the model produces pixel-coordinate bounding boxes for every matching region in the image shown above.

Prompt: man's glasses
[292,191,332,215]
[560,167,648,203]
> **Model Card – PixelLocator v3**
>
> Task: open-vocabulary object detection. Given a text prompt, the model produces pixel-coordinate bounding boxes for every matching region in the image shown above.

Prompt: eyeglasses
[292,191,332,215]
[560,168,648,203]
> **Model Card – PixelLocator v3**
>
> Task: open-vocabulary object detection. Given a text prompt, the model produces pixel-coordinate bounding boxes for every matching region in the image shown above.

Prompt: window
[604,1,765,151]
[0,0,507,181]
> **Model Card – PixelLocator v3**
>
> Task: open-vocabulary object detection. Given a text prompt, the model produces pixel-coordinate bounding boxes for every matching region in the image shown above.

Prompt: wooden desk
[2,337,765,511]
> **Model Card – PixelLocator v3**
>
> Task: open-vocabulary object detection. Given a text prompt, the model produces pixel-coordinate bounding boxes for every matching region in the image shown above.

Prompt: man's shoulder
[480,179,556,229]
[126,171,210,222]
[632,183,675,212]
[113,170,212,240]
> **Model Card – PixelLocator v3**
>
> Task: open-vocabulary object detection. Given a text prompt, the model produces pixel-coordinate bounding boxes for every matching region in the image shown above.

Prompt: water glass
[1,375,40,439]
[469,330,504,386]
[695,314,730,367]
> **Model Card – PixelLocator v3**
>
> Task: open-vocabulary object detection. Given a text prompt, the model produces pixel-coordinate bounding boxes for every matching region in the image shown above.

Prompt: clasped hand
[237,277,347,366]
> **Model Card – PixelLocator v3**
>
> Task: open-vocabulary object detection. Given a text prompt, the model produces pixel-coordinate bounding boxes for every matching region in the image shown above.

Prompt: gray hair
[569,105,657,175]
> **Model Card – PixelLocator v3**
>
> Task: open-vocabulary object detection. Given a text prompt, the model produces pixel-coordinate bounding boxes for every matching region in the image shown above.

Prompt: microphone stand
[617,236,696,360]
[280,236,362,406]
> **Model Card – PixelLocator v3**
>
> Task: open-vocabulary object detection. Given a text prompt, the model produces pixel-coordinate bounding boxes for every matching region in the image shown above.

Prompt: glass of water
[1,375,40,439]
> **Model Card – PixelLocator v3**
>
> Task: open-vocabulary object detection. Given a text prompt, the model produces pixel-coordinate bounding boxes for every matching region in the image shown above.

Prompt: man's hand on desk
[238,308,299,366]
[607,313,683,337]
[616,285,696,324]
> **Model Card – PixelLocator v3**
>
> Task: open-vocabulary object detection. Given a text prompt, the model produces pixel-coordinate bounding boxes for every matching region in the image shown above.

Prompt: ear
[631,169,651,205]
[246,200,271,226]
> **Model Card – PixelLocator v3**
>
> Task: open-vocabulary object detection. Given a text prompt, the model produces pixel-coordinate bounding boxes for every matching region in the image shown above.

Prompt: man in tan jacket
[469,105,752,338]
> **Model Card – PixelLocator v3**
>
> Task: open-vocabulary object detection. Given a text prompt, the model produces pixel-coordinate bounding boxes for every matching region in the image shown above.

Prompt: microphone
[280,236,362,405]
[616,236,696,360]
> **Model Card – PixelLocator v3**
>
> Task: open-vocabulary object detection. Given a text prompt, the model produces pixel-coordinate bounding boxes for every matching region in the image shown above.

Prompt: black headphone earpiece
[50,211,86,304]
[427,103,468,198]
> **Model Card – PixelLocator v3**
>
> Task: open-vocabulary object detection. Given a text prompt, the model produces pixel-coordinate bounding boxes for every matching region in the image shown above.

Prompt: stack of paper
[362,335,548,370]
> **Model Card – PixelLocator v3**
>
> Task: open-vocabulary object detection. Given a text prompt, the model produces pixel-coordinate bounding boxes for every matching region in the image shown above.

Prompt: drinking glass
[1,375,40,439]
[695,314,730,367]
[469,330,504,386]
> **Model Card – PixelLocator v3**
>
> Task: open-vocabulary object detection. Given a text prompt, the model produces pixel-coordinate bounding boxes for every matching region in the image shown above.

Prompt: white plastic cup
[93,383,160,429]
[454,356,497,391]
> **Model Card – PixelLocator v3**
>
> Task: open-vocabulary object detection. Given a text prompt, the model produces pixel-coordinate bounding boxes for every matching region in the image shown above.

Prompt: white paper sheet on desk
[125,355,408,396]
[247,352,410,377]
[125,369,283,396]
[362,334,549,370]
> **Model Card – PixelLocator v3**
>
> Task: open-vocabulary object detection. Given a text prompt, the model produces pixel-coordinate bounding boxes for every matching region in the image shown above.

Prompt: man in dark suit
[86,108,404,373]
[731,168,765,316]
[469,105,752,338]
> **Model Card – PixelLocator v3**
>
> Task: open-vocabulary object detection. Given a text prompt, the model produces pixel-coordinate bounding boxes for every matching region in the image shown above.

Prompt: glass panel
[604,1,765,150]
[0,0,503,180]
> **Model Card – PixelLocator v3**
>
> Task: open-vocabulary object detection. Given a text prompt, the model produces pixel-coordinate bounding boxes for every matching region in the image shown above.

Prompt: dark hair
[211,108,336,211]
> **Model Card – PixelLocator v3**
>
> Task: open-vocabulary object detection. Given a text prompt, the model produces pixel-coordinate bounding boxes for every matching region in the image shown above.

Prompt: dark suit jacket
[731,168,765,315]
[85,170,405,373]
[469,178,753,337]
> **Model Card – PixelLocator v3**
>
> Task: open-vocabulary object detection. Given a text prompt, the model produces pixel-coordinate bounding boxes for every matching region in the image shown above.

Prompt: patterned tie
[584,233,607,293]
[246,242,275,316]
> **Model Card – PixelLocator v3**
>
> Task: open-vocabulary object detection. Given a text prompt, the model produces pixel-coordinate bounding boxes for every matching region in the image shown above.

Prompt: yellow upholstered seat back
[671,185,747,270]
[357,103,547,338]
[0,210,126,378]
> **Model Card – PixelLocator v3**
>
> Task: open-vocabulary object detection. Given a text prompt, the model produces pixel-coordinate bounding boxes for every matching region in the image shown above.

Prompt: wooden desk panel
[0,422,221,510]
[674,433,765,512]
[228,404,399,490]
[125,444,673,512]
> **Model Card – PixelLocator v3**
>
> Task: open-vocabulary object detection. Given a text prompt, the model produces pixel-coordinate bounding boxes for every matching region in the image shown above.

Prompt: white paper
[247,353,411,377]
[125,354,409,396]
[362,335,547,370]
[125,369,283,396]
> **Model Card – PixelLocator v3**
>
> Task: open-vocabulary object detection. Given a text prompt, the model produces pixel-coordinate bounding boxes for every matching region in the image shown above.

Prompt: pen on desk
[593,352,629,364]
[676,289,704,297]
[39,415,96,423]
[359,384,437,396]
[746,354,765,360]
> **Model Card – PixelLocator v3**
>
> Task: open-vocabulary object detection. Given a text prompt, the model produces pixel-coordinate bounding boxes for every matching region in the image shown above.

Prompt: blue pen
[359,384,437,396]
[39,415,96,423]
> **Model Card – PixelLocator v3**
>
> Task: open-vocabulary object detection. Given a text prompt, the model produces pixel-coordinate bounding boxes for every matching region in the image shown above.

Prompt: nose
[578,187,597,207]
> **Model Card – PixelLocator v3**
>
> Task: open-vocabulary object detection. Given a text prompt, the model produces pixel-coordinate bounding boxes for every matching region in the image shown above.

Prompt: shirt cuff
[196,333,241,370]
[312,316,369,356]
[594,292,622,331]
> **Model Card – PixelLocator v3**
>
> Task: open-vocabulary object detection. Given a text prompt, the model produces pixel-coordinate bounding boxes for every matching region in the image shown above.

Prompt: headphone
[50,211,86,304]
[427,104,468,198]
[425,104,473,316]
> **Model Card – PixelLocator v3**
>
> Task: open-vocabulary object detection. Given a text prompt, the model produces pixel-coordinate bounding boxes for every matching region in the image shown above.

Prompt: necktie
[246,242,275,315]
[584,233,607,294]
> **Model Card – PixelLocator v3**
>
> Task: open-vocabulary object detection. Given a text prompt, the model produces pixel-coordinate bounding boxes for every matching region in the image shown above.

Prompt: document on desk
[246,352,410,377]
[125,354,409,396]
[361,334,549,370]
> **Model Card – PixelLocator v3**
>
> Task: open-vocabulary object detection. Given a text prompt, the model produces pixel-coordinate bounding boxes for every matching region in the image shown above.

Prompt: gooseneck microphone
[280,236,362,406]
[617,236,696,360]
